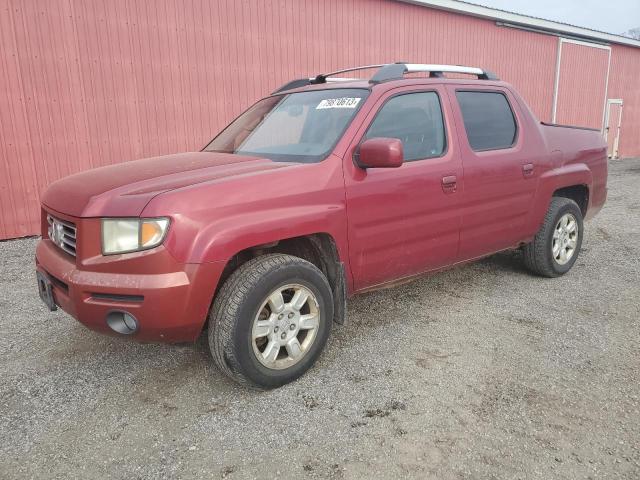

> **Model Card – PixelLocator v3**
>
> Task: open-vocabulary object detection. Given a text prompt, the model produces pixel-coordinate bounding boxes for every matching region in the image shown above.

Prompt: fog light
[106,311,138,335]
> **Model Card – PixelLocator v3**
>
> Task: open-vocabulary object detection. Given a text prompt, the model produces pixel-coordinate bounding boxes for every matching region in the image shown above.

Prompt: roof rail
[272,62,499,93]
[370,63,499,82]
[272,64,385,94]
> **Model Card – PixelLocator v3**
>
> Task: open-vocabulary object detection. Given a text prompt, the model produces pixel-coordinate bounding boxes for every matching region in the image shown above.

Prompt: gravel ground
[1,159,639,479]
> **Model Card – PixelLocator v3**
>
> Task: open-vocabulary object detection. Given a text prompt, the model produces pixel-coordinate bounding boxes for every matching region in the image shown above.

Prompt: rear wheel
[208,254,333,389]
[523,197,583,277]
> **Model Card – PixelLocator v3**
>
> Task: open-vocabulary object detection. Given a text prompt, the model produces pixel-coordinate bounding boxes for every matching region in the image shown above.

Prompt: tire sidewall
[546,201,584,275]
[231,264,333,389]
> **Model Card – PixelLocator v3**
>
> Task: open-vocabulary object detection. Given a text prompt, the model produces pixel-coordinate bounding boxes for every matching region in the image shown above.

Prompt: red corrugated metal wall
[0,0,638,239]
[554,41,610,129]
[607,44,640,158]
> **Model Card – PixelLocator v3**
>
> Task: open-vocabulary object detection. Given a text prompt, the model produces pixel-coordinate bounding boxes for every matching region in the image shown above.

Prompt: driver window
[364,92,446,161]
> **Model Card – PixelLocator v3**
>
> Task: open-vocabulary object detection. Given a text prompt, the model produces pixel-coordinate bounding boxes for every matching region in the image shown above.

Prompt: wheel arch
[552,184,589,217]
[529,163,593,235]
[214,233,349,325]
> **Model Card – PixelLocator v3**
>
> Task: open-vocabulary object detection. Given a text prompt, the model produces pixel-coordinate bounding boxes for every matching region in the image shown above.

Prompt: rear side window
[364,92,446,161]
[456,91,517,151]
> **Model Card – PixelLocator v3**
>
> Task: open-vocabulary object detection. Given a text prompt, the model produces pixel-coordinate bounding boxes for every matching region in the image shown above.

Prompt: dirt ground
[1,159,639,479]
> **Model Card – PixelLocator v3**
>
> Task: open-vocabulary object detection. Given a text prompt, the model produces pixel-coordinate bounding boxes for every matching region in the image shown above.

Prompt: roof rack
[371,63,499,82]
[272,64,385,94]
[272,62,499,93]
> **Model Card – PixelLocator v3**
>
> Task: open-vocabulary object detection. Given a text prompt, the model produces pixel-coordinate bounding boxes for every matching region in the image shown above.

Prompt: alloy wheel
[552,213,579,265]
[251,284,320,370]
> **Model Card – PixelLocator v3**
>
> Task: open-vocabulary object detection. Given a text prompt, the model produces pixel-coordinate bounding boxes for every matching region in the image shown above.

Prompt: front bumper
[35,239,225,343]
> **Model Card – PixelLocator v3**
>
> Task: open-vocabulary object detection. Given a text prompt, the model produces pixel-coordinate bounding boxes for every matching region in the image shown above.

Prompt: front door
[446,85,538,261]
[343,86,462,291]
[605,100,623,159]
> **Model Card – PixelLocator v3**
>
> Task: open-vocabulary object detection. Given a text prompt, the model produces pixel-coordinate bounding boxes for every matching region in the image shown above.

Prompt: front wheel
[523,197,584,277]
[208,254,333,389]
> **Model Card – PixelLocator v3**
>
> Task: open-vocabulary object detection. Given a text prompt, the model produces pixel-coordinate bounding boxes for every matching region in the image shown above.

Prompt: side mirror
[357,137,403,169]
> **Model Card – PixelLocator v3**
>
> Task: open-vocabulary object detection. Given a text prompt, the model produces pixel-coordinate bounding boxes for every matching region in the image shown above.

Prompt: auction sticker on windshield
[316,97,361,109]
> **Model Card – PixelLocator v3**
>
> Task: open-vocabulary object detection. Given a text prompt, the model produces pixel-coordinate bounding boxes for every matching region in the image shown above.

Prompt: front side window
[204,88,369,163]
[456,91,517,151]
[363,92,446,161]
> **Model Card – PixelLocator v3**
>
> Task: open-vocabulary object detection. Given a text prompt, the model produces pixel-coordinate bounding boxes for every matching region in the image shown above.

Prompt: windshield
[204,88,369,163]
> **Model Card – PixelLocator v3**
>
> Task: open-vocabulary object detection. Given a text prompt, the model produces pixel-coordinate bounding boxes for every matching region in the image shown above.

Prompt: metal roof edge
[397,0,640,49]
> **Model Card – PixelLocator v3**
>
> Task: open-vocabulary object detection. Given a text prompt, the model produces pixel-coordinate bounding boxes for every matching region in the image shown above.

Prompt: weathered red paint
[35,76,607,342]
[1,0,636,240]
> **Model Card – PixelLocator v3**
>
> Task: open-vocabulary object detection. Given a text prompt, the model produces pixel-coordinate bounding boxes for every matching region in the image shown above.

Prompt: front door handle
[442,175,457,193]
[522,163,534,177]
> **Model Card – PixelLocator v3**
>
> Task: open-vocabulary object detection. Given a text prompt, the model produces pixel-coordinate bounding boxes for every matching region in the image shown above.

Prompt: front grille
[47,215,77,257]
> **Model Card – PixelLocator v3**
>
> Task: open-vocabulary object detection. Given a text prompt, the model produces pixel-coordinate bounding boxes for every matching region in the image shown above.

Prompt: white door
[604,100,623,159]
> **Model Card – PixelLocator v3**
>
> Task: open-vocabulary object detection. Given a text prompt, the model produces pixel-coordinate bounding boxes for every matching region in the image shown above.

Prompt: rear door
[446,85,538,260]
[343,85,463,290]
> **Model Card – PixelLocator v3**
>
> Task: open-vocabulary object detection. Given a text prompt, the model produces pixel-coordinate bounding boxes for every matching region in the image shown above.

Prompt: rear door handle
[441,175,457,193]
[522,163,534,177]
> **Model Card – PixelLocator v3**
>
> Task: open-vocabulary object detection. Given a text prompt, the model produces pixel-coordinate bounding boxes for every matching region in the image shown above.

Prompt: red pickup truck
[36,63,607,388]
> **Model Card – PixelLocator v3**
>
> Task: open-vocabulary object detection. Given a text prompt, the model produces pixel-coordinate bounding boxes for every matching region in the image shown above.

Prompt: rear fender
[529,163,592,234]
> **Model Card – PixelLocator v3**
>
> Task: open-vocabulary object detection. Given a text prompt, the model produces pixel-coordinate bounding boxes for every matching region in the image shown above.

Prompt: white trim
[614,106,623,158]
[602,46,613,133]
[552,38,612,129]
[397,0,640,49]
[551,37,562,122]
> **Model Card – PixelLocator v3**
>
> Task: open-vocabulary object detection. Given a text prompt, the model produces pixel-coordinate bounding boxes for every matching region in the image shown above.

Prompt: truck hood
[42,152,292,217]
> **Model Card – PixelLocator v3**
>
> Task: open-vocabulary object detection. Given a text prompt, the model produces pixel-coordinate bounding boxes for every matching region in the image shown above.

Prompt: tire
[208,254,333,389]
[523,197,584,278]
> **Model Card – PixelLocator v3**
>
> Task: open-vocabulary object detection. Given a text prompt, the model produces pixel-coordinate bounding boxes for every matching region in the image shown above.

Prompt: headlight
[102,218,170,255]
